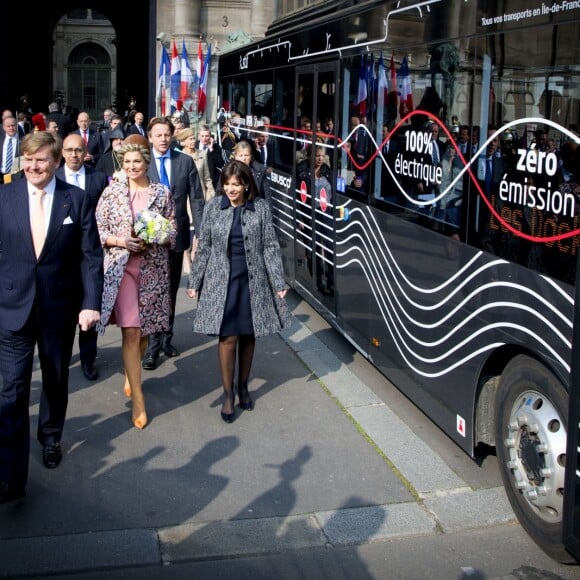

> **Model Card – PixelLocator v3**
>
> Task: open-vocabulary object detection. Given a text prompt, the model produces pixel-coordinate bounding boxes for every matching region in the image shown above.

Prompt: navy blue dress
[219,205,254,336]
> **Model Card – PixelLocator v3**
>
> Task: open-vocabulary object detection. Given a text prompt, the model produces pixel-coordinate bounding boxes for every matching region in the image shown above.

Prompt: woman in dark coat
[187,160,289,422]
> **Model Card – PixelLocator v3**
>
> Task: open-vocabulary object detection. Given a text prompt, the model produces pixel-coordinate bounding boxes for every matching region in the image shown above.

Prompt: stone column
[175,0,200,38]
[250,0,269,39]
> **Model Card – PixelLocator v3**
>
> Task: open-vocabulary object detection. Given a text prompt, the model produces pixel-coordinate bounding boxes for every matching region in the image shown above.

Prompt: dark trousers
[78,327,97,365]
[0,310,76,490]
[146,249,183,356]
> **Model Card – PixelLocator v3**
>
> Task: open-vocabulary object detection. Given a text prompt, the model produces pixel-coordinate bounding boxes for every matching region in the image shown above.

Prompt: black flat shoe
[238,382,253,411]
[220,410,235,423]
[81,361,98,381]
[238,396,253,411]
[221,392,235,423]
[162,342,179,357]
[43,442,62,469]
[142,352,158,370]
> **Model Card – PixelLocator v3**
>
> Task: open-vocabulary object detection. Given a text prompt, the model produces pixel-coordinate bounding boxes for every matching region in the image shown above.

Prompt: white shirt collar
[66,166,85,179]
[27,177,56,196]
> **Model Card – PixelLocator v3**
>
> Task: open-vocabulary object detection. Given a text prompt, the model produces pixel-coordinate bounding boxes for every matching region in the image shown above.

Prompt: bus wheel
[495,355,575,563]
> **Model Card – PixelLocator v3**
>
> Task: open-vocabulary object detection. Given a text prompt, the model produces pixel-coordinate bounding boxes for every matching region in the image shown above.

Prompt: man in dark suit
[0,131,103,504]
[477,127,509,255]
[143,117,204,369]
[127,111,147,138]
[69,111,103,168]
[0,115,22,183]
[17,112,30,138]
[350,115,371,188]
[196,124,225,188]
[56,133,108,381]
[45,102,71,138]
[380,123,402,203]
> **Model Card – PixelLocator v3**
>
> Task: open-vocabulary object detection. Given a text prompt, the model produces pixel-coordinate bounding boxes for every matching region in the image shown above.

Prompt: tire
[495,354,576,564]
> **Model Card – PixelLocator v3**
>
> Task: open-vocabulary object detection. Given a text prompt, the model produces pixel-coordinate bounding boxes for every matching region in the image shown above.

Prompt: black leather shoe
[237,382,254,411]
[162,342,179,357]
[221,392,235,423]
[142,353,158,370]
[81,361,98,381]
[0,480,25,504]
[221,409,235,423]
[43,442,62,469]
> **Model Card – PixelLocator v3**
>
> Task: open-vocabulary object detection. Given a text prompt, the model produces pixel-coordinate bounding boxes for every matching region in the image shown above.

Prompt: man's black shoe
[0,480,25,504]
[81,361,98,381]
[43,442,62,469]
[162,342,179,357]
[142,352,158,370]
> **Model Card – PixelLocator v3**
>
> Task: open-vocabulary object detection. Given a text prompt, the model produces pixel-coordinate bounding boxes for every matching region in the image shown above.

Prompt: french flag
[355,55,367,116]
[398,56,413,117]
[170,40,181,112]
[198,43,211,115]
[387,54,398,121]
[377,52,388,104]
[156,45,171,116]
[196,41,203,90]
[180,40,194,111]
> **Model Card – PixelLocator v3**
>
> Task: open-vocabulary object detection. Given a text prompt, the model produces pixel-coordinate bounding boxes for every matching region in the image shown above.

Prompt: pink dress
[113,190,149,327]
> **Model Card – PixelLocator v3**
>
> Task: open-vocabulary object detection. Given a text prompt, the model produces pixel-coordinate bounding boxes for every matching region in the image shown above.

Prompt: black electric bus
[216,0,580,562]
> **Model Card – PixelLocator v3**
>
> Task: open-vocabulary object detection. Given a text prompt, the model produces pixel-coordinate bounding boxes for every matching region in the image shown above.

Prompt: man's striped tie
[4,137,13,174]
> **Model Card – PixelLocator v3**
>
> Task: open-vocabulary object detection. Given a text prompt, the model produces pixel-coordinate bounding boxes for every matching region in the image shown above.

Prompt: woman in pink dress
[96,142,176,429]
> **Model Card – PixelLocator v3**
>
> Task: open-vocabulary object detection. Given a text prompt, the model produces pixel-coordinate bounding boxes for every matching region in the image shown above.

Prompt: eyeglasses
[63,148,84,154]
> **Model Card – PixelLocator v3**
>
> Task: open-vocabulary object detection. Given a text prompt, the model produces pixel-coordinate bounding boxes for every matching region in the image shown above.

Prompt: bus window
[469,23,580,286]
[272,67,295,171]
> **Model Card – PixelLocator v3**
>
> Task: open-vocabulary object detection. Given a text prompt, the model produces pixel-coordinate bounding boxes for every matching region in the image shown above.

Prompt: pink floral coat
[95,180,177,336]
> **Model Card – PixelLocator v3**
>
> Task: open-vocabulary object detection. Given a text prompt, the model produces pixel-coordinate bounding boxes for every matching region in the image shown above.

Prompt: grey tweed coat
[188,195,290,337]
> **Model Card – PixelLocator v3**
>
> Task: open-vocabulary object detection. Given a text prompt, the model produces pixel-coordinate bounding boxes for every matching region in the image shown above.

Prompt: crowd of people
[0,103,290,505]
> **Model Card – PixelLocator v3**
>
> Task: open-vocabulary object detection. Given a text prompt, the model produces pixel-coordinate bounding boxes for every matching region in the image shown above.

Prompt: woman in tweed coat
[187,160,289,422]
[96,143,177,429]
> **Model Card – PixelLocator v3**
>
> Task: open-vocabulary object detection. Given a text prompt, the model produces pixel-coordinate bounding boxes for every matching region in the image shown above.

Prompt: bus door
[294,64,339,307]
[564,255,580,561]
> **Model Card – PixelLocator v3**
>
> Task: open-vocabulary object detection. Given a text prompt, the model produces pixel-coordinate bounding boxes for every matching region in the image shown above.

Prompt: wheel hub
[519,426,544,486]
[504,391,567,522]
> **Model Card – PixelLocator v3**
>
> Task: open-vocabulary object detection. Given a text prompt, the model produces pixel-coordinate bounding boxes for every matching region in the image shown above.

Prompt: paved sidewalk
[0,286,526,578]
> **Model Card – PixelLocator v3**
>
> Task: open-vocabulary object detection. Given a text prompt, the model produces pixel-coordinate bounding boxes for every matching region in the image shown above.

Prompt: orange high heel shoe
[131,393,148,429]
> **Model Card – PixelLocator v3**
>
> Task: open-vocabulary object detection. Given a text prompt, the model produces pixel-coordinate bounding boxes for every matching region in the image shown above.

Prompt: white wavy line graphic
[333,204,572,374]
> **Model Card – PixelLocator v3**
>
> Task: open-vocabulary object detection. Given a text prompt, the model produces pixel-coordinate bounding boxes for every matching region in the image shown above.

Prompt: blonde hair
[118,142,151,165]
[175,127,195,143]
[233,140,252,156]
[21,131,63,161]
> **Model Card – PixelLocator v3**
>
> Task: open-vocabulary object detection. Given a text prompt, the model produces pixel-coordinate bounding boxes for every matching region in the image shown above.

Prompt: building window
[68,42,112,119]
[67,9,88,20]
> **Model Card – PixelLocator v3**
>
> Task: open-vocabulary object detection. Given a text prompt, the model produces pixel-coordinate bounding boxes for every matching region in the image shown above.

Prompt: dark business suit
[46,112,71,138]
[147,149,204,355]
[127,123,147,137]
[69,129,103,167]
[477,154,507,254]
[56,166,108,369]
[380,137,402,203]
[0,132,22,178]
[0,176,103,494]
[194,139,225,188]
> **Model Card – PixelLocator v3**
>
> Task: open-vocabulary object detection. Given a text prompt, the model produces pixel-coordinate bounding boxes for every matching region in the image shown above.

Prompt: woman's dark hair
[220,160,258,201]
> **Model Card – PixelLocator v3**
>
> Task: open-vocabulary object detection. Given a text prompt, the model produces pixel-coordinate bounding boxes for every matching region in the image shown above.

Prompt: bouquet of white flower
[133,209,172,245]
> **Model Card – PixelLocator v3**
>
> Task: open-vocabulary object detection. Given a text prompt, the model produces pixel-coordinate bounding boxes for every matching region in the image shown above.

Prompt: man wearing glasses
[56,134,108,380]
